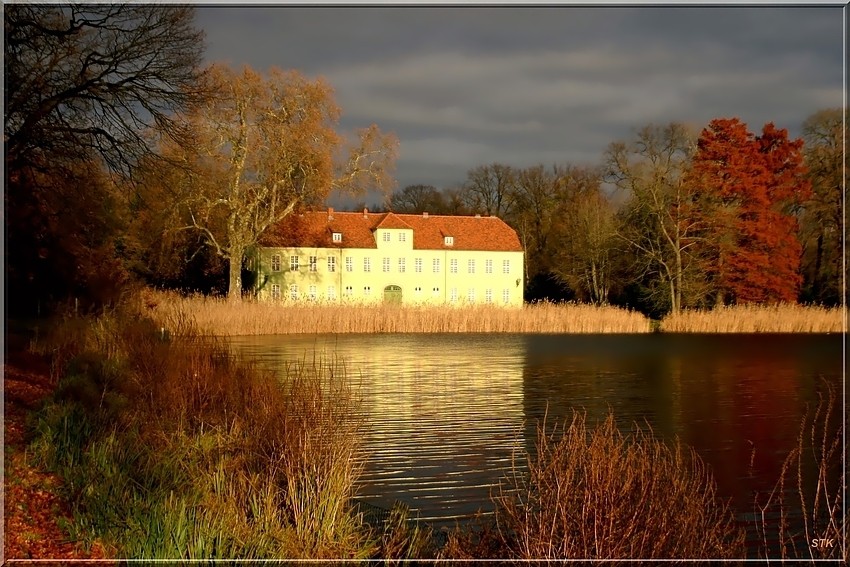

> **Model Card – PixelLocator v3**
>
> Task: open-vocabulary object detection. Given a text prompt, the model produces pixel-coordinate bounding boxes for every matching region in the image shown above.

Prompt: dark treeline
[4,4,845,318]
[382,115,845,316]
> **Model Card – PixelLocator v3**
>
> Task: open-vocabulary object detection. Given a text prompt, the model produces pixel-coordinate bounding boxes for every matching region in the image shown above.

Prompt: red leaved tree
[690,118,810,304]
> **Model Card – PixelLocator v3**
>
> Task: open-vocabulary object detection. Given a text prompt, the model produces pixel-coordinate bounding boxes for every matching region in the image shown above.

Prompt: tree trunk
[228,244,244,301]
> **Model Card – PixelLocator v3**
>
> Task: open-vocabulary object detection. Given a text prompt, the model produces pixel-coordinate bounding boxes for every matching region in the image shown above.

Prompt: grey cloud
[196,5,843,190]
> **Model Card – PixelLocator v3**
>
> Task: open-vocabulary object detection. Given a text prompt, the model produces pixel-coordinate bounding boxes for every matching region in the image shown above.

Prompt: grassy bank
[660,303,845,333]
[146,291,652,335]
[26,306,426,560]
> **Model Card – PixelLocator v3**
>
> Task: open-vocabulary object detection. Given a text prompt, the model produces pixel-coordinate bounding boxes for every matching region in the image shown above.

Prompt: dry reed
[755,381,846,560]
[441,412,746,561]
[143,290,652,335]
[660,303,846,333]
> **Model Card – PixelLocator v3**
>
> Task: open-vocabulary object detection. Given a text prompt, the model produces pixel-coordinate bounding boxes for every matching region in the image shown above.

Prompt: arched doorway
[383,285,402,305]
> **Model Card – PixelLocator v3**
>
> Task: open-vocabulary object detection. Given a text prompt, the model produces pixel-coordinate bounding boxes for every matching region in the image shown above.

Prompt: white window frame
[290,284,299,300]
[271,254,282,272]
[450,259,458,274]
[383,257,391,273]
[414,286,422,297]
[364,257,372,272]
[332,232,343,242]
[271,284,281,300]
[432,287,440,297]
[328,256,336,272]
[444,236,454,246]
[398,258,406,273]
[345,256,354,272]
[364,286,372,296]
[485,259,493,274]
[345,285,354,297]
[415,258,423,273]
[327,285,336,300]
[383,231,391,242]
[433,258,440,273]
[308,285,317,301]
[502,259,510,274]
[290,256,300,272]
[467,288,475,302]
[449,288,458,302]
[502,288,510,304]
[468,259,475,274]
[309,255,318,273]
[485,288,493,303]
[399,232,407,242]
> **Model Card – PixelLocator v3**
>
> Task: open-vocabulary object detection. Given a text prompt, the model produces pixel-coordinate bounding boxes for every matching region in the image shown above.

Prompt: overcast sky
[195,4,845,202]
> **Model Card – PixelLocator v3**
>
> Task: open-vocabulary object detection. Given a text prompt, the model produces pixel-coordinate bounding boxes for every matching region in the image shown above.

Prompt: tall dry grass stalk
[29,304,375,559]
[442,412,746,561]
[660,303,846,333]
[755,382,846,560]
[144,290,651,335]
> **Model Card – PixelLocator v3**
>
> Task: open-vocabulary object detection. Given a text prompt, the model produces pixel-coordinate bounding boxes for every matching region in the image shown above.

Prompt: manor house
[248,208,524,306]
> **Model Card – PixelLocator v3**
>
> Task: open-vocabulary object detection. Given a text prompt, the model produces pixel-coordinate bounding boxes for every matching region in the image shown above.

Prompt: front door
[383,285,402,305]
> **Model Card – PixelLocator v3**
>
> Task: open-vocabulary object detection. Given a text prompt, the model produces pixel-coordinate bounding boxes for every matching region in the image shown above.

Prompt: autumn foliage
[689,118,810,304]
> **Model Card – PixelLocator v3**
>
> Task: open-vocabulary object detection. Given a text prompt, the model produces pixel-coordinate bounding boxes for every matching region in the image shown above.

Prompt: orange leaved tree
[689,118,810,305]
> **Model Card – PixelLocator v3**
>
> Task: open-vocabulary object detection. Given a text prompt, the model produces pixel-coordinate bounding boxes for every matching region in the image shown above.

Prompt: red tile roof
[260,209,523,252]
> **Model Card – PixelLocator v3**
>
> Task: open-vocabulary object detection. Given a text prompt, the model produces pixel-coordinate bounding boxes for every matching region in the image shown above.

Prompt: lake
[228,333,843,540]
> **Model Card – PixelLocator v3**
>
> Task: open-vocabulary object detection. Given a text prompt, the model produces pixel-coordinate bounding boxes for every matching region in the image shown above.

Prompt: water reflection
[228,333,842,531]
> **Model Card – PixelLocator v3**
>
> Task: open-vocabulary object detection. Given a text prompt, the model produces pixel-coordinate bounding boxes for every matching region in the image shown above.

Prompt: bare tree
[605,123,705,314]
[167,64,398,299]
[387,184,445,213]
[551,167,617,305]
[463,163,516,218]
[4,4,206,173]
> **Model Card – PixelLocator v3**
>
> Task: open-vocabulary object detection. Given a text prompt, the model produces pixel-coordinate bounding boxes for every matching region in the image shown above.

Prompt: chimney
[363,207,368,218]
[327,207,334,221]
[423,211,429,219]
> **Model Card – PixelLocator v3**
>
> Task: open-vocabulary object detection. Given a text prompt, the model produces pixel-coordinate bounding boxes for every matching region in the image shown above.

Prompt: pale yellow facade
[249,226,525,306]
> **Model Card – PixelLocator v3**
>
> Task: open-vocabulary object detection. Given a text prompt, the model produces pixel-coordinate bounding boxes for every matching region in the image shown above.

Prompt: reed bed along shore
[660,303,846,333]
[146,292,652,335]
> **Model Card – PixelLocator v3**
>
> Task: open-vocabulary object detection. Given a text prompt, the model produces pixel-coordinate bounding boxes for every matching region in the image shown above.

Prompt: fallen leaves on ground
[4,335,114,562]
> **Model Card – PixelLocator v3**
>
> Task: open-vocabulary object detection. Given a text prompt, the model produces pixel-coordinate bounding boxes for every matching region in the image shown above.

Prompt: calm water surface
[228,333,843,530]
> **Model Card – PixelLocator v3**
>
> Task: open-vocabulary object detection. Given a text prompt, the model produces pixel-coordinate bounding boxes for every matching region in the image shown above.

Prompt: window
[290,256,300,272]
[289,284,299,300]
[450,259,458,274]
[485,259,493,274]
[327,285,336,300]
[398,258,406,273]
[345,256,353,272]
[328,257,336,272]
[433,258,440,273]
[449,288,458,302]
[468,259,475,274]
[444,236,454,246]
[399,232,407,242]
[502,289,510,304]
[364,257,372,272]
[432,287,440,297]
[271,284,281,300]
[309,256,318,272]
[467,288,475,302]
[414,286,422,297]
[382,231,391,242]
[332,232,342,242]
[485,288,493,303]
[364,286,372,296]
[345,285,354,297]
[383,257,391,273]
[502,259,510,274]
[308,285,317,301]
[415,258,423,273]
[271,254,281,272]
